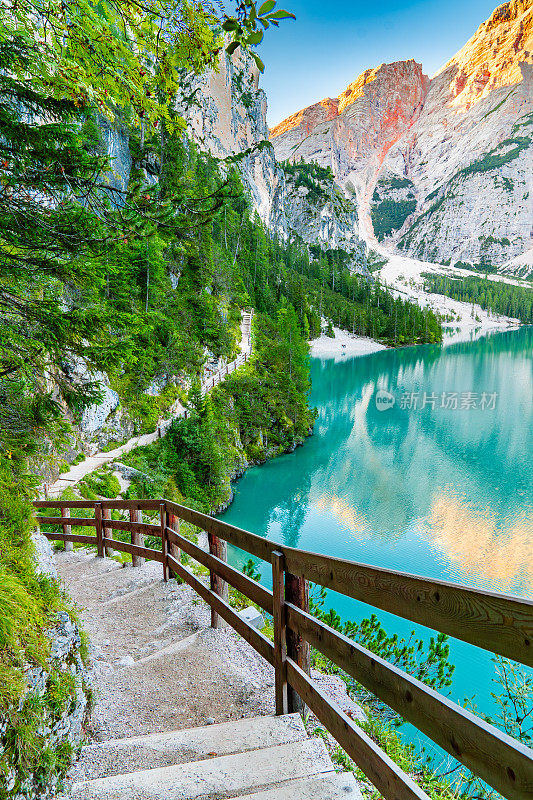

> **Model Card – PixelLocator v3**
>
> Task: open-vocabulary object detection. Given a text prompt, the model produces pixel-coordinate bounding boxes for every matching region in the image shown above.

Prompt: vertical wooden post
[61,506,73,552]
[95,503,104,558]
[102,505,113,556]
[160,502,169,582]
[168,512,181,577]
[129,507,144,567]
[285,571,310,713]
[208,532,228,629]
[272,551,288,716]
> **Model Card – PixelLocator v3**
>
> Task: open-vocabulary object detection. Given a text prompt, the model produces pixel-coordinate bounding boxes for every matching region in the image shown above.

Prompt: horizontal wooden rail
[286,659,430,800]
[102,538,164,563]
[34,500,98,509]
[167,553,275,666]
[165,501,533,668]
[283,550,533,671]
[34,499,161,511]
[166,500,274,561]
[286,603,533,800]
[104,519,162,537]
[41,532,98,546]
[34,497,533,800]
[166,526,273,614]
[36,516,97,527]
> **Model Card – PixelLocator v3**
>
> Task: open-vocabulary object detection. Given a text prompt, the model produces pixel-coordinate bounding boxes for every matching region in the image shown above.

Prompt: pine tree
[0,37,117,438]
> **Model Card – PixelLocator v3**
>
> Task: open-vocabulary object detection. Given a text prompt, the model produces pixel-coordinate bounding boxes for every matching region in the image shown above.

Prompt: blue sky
[258,0,500,127]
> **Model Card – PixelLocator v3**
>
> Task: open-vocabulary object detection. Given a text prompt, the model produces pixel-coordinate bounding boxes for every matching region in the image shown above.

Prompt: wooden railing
[34,498,533,800]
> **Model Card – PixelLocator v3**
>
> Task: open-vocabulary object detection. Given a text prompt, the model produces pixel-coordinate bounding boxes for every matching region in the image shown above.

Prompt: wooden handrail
[166,525,274,614]
[163,500,533,668]
[286,658,431,800]
[33,498,533,799]
[286,602,533,800]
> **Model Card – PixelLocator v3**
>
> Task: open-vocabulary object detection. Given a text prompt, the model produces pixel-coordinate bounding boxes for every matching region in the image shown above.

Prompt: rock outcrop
[270,0,533,273]
[281,164,366,264]
[176,48,367,256]
[176,48,288,233]
[0,535,91,799]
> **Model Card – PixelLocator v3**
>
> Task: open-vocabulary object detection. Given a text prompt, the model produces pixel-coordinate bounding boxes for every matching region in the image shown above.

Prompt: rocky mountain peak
[270,60,428,158]
[435,0,532,110]
[337,59,428,114]
[270,2,533,272]
[269,97,339,139]
[269,59,428,192]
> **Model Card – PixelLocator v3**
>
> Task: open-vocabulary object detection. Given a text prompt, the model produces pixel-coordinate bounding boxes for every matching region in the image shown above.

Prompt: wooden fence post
[272,551,288,716]
[168,512,181,578]
[102,505,113,556]
[208,532,228,629]
[285,571,310,713]
[130,507,144,567]
[95,503,104,558]
[61,506,73,552]
[160,502,169,582]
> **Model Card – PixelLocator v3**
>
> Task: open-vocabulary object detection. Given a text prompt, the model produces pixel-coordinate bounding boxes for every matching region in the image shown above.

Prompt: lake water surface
[220,327,533,752]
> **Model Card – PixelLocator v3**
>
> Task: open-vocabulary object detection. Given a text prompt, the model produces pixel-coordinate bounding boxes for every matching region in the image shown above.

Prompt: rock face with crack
[175,47,367,257]
[270,0,533,274]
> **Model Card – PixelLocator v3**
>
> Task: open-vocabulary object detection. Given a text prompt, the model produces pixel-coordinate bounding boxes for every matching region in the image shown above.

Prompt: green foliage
[6,0,218,130]
[454,135,531,179]
[0,452,87,795]
[0,36,119,437]
[378,176,413,190]
[0,455,68,708]
[453,261,498,274]
[309,585,454,724]
[78,468,121,500]
[242,559,261,582]
[120,308,315,511]
[422,273,532,324]
[489,656,533,745]
[222,0,295,72]
[282,160,335,202]
[8,0,294,131]
[352,717,460,799]
[308,587,533,798]
[371,199,417,240]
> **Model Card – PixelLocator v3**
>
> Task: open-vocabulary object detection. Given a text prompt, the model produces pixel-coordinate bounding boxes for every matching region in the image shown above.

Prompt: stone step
[72,714,307,780]
[234,772,362,799]
[59,561,163,605]
[55,553,123,579]
[69,738,333,800]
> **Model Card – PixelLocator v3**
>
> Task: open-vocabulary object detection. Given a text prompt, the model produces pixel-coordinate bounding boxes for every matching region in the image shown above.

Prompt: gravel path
[57,550,275,759]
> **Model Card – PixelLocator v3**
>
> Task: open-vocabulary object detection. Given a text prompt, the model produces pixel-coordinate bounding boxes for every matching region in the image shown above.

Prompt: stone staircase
[67,714,360,799]
[241,309,253,352]
[55,550,361,800]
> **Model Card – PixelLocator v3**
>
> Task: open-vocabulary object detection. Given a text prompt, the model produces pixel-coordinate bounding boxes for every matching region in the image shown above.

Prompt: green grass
[78,466,121,500]
[0,453,90,795]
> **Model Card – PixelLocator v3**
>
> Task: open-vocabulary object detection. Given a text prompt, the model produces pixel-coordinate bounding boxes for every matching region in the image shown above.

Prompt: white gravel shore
[310,328,388,361]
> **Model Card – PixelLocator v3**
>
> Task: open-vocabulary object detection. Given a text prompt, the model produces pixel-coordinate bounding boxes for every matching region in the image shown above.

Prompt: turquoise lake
[219,326,532,760]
